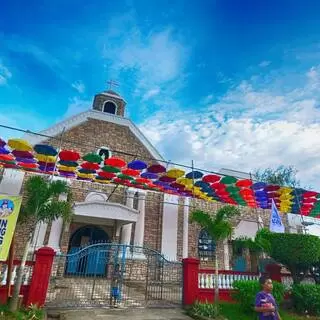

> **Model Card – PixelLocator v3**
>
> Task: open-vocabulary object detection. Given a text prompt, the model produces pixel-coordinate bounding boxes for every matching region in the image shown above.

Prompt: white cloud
[103,13,188,102]
[143,87,160,101]
[259,60,271,67]
[0,61,12,85]
[138,65,320,190]
[72,81,85,93]
[64,97,91,118]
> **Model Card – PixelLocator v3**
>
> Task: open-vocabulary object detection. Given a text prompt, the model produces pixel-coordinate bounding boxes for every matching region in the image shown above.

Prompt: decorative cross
[107,80,119,90]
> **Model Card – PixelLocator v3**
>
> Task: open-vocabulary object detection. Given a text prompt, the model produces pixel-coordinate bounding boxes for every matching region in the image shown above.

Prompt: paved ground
[56,308,192,320]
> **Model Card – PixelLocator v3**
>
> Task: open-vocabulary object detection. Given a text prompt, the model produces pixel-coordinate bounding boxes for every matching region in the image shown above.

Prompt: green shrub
[233,280,285,313]
[188,301,220,319]
[292,284,320,316]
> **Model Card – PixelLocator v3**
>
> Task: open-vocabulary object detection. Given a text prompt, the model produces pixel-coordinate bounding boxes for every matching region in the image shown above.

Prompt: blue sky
[1,0,320,188]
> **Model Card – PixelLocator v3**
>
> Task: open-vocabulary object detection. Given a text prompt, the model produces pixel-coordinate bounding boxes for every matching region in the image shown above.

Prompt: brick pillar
[182,258,200,306]
[26,247,55,307]
[265,263,282,283]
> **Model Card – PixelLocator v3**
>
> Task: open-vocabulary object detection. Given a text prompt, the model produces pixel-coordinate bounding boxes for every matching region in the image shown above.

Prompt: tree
[254,229,320,284]
[254,165,301,187]
[9,175,73,312]
[190,205,241,304]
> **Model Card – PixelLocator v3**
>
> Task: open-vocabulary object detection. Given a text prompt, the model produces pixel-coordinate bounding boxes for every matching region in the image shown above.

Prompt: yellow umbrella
[8,138,33,152]
[177,177,193,187]
[57,165,77,172]
[167,168,185,179]
[77,173,94,179]
[36,154,57,163]
[95,179,110,184]
[278,187,293,194]
[279,193,293,201]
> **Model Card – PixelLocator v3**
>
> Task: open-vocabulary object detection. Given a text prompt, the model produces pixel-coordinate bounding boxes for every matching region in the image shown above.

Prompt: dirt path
[56,308,192,320]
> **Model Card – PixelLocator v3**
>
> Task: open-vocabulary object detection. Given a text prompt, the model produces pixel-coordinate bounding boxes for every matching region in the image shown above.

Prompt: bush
[292,284,320,316]
[233,280,285,313]
[188,301,220,319]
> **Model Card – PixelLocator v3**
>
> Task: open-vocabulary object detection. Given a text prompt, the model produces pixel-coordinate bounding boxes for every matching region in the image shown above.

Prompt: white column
[161,194,179,260]
[182,197,189,259]
[133,191,146,247]
[121,188,136,245]
[30,222,48,251]
[223,239,230,270]
[47,193,67,252]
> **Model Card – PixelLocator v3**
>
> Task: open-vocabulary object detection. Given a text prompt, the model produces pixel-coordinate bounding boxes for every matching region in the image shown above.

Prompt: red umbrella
[202,174,221,183]
[236,179,253,188]
[211,182,226,191]
[136,178,151,184]
[303,191,318,198]
[122,168,140,177]
[18,162,38,169]
[98,171,116,179]
[265,185,280,192]
[105,157,126,168]
[240,189,254,197]
[59,150,80,162]
[0,154,14,162]
[147,164,166,173]
[81,162,100,171]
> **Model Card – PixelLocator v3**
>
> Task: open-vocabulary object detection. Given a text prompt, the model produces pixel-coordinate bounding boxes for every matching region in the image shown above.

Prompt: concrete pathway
[57,308,192,320]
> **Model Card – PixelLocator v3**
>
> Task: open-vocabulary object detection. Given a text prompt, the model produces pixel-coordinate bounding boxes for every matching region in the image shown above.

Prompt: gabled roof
[24,110,164,161]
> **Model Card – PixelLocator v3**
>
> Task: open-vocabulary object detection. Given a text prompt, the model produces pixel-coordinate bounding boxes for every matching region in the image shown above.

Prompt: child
[255,276,281,320]
[110,264,121,307]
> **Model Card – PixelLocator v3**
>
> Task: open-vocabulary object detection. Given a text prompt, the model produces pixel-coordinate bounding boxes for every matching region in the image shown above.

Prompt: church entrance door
[66,226,110,276]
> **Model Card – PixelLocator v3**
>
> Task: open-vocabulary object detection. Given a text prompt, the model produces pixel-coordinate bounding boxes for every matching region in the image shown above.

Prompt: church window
[198,229,216,261]
[97,147,112,162]
[103,101,117,114]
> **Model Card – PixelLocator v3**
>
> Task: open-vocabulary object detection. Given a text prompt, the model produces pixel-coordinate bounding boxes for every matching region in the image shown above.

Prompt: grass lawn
[218,303,317,320]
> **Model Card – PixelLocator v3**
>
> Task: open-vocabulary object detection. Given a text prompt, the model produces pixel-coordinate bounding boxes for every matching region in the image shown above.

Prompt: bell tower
[92,81,126,117]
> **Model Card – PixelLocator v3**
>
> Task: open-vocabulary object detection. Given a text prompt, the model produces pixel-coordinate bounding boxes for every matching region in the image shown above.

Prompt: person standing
[255,276,281,320]
[110,264,121,307]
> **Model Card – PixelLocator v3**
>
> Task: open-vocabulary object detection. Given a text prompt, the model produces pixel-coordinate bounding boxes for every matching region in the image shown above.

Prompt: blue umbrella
[186,171,203,179]
[34,144,58,156]
[128,160,147,170]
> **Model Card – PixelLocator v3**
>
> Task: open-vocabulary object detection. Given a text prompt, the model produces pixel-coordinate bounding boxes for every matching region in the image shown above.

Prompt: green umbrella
[220,176,238,184]
[83,153,103,163]
[226,186,240,193]
[117,174,134,180]
[101,165,121,173]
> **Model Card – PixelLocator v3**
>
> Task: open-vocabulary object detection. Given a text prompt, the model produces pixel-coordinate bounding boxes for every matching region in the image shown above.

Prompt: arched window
[103,101,117,114]
[198,229,216,261]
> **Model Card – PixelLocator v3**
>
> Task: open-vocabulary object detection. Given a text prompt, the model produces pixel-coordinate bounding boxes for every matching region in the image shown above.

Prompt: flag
[269,199,285,233]
[0,194,22,261]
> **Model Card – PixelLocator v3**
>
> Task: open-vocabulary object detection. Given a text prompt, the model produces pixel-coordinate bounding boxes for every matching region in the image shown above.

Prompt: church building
[0,88,293,275]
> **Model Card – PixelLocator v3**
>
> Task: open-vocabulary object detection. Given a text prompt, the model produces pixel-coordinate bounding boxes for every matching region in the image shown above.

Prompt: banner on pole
[269,199,285,233]
[0,194,22,261]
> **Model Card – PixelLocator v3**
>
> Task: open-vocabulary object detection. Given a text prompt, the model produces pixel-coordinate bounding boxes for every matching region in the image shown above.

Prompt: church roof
[24,110,164,161]
[99,90,126,102]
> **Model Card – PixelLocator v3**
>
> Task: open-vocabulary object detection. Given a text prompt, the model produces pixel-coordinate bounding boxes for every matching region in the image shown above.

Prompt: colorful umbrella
[122,168,140,177]
[34,144,58,156]
[166,168,185,179]
[8,138,33,152]
[105,157,126,168]
[59,150,80,162]
[101,165,121,173]
[127,160,147,170]
[83,153,103,163]
[36,154,57,163]
[252,182,266,190]
[202,174,221,183]
[97,171,116,179]
[58,160,78,167]
[147,164,166,174]
[141,172,158,180]
[0,154,15,162]
[81,162,100,171]
[159,175,176,183]
[12,150,34,159]
[15,157,37,164]
[78,168,96,174]
[236,179,253,188]
[186,171,203,179]
[220,176,237,185]
[117,174,134,181]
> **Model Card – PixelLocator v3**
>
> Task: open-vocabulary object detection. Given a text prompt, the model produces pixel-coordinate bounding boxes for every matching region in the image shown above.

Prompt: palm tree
[190,205,240,304]
[9,175,73,312]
